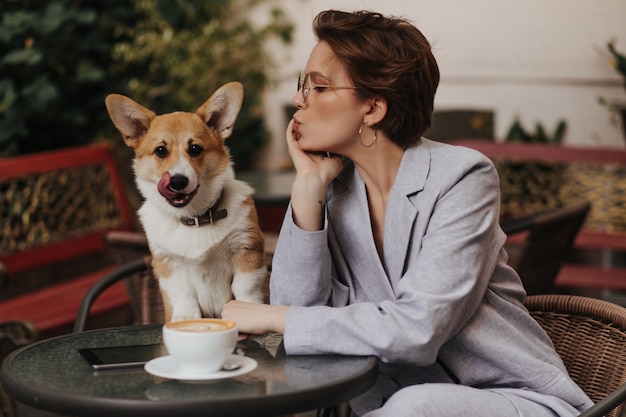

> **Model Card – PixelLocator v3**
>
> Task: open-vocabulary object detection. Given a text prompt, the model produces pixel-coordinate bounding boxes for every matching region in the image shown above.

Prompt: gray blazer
[270,138,592,415]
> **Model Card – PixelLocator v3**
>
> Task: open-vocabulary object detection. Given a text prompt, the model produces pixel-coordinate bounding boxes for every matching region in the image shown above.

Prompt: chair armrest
[500,213,536,235]
[578,383,626,417]
[103,230,149,248]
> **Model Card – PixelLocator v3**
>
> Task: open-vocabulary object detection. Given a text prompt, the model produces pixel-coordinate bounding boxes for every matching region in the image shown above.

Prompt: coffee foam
[165,319,235,332]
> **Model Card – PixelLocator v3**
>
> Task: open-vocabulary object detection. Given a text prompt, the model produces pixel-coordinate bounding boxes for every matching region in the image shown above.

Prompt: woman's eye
[155,146,168,158]
[313,86,328,92]
[188,144,203,157]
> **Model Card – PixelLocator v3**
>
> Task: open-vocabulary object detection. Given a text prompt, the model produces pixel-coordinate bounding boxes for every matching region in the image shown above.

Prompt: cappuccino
[165,319,235,333]
[162,318,238,374]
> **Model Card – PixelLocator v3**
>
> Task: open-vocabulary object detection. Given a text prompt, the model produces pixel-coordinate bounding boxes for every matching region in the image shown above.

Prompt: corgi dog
[105,82,267,322]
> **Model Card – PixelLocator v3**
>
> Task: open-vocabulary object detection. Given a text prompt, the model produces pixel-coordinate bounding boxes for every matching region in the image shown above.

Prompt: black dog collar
[180,193,228,227]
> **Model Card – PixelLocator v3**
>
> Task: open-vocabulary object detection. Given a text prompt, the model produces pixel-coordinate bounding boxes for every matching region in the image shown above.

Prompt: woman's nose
[292,90,305,108]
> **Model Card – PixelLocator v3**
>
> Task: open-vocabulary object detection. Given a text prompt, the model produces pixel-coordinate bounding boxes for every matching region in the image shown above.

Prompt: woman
[222,10,592,417]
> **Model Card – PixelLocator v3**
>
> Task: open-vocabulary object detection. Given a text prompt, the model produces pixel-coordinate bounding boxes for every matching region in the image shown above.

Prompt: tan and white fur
[105,82,267,322]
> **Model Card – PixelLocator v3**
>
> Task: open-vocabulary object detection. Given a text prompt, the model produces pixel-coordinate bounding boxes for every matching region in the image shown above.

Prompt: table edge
[1,328,378,417]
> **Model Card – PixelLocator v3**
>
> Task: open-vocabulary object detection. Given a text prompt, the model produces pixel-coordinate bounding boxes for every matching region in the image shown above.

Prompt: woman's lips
[292,118,302,141]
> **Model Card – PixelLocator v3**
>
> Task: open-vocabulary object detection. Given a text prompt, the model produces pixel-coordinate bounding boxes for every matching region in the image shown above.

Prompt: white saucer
[144,354,257,381]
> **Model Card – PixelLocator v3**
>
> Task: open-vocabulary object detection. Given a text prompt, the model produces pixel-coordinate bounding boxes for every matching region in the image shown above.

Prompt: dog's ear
[196,82,244,140]
[105,94,156,148]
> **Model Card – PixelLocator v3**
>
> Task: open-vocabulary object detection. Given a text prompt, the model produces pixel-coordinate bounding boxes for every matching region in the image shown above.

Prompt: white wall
[255,0,626,170]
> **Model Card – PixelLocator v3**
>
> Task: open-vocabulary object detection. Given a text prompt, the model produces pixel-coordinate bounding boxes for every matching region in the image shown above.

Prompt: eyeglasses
[297,71,358,103]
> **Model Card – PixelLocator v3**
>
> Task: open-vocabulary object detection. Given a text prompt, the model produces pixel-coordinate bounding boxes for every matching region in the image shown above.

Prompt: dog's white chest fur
[138,180,266,320]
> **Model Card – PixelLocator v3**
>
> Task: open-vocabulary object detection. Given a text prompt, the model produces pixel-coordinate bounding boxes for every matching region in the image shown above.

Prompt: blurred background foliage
[0,0,293,170]
[505,117,567,144]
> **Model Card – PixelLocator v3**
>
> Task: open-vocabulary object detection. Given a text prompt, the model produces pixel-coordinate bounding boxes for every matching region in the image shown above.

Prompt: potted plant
[598,39,626,140]
[498,117,568,218]
[504,117,567,144]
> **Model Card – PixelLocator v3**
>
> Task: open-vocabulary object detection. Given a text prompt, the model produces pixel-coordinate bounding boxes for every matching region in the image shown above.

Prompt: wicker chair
[501,201,591,295]
[102,231,164,325]
[74,257,153,333]
[525,294,626,417]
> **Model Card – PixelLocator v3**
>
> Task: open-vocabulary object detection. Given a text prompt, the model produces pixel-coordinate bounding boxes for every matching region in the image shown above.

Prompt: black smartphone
[78,343,166,370]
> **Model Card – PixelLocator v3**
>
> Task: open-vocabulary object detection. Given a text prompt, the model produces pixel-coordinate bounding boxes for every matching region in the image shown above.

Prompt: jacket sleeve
[269,204,349,306]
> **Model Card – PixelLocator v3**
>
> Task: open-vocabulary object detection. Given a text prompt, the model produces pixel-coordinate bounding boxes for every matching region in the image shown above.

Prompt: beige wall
[254,0,626,170]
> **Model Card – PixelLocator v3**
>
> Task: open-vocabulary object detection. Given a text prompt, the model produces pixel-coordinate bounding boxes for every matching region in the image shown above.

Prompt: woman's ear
[364,97,387,126]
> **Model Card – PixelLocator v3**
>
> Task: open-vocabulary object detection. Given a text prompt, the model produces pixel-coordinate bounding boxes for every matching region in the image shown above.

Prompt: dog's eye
[188,144,203,157]
[155,146,168,158]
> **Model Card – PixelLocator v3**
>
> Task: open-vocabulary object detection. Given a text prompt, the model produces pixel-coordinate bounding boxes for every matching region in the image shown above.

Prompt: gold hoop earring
[358,123,377,148]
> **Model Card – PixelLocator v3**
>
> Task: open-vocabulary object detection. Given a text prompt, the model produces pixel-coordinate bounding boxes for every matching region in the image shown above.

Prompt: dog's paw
[231,269,269,304]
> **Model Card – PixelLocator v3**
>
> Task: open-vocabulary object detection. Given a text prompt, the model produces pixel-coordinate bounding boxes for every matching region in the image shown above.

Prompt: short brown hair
[313,10,440,147]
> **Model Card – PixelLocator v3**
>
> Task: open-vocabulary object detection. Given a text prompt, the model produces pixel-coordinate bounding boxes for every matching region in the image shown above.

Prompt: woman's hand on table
[222,300,288,336]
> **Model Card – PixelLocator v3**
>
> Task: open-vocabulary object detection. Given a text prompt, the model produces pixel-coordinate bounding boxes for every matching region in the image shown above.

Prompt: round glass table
[1,325,378,417]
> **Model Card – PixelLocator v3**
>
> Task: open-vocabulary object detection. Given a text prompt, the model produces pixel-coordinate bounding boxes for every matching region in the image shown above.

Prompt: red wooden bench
[0,144,136,337]
[455,139,626,292]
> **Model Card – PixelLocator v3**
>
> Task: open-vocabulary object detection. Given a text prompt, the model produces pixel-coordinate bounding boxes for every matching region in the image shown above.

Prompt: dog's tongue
[157,172,180,200]
[157,172,196,207]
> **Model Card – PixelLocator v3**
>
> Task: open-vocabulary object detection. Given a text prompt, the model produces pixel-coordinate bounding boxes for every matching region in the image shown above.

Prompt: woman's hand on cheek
[221,300,289,335]
[286,119,343,184]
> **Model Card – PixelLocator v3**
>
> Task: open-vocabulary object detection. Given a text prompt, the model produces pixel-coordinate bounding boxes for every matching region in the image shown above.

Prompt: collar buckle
[179,192,227,227]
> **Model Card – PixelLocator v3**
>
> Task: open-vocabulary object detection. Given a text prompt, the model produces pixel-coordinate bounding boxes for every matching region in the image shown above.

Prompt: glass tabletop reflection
[1,325,378,417]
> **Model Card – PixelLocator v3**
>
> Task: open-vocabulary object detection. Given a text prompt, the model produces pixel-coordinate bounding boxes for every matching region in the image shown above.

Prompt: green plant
[108,0,293,169]
[505,117,567,144]
[0,0,130,156]
[598,38,626,112]
[502,117,567,213]
[0,0,293,169]
[598,39,626,110]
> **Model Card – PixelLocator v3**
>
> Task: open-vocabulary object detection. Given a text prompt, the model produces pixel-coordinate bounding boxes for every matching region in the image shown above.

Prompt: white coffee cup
[162,318,238,374]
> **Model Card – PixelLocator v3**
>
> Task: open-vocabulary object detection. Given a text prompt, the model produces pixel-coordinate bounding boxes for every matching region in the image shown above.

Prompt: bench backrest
[0,145,135,274]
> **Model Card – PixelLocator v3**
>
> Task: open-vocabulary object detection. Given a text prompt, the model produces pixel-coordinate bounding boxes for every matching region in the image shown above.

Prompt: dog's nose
[169,174,189,191]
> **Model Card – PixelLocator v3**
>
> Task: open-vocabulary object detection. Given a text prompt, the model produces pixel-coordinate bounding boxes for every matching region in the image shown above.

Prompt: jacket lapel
[328,140,431,297]
[383,141,430,286]
[329,168,394,301]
